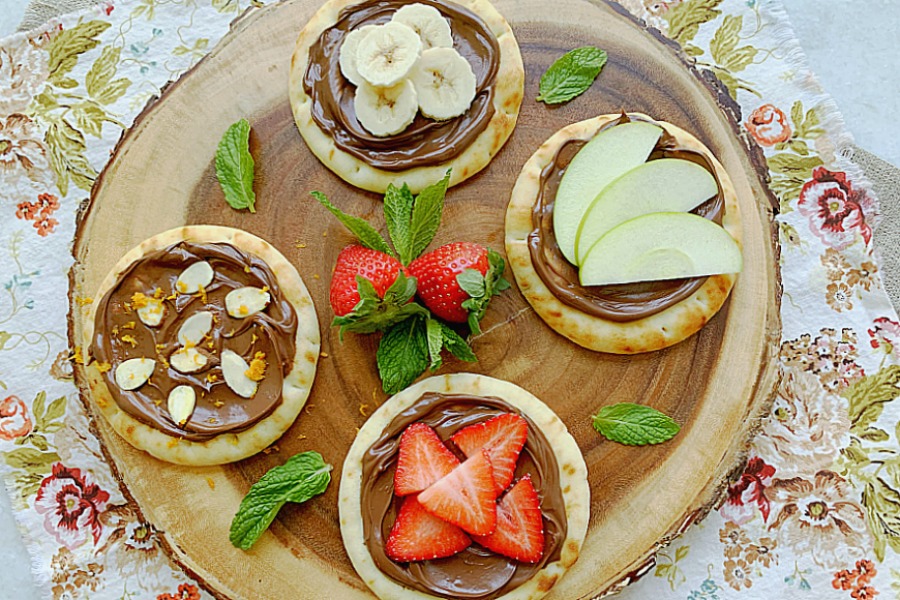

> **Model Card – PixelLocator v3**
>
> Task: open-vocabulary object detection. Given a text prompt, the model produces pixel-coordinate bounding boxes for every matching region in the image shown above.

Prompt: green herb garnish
[215,118,257,212]
[537,46,608,105]
[229,451,332,550]
[592,403,680,446]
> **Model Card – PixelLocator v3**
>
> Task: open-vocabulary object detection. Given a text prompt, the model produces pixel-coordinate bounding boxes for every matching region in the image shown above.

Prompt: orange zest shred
[74,296,93,306]
[95,361,112,373]
[122,321,136,330]
[153,287,165,299]
[130,292,150,309]
[70,346,84,365]
[245,352,267,381]
[206,373,218,383]
[120,334,138,348]
[196,284,208,304]
[206,477,216,490]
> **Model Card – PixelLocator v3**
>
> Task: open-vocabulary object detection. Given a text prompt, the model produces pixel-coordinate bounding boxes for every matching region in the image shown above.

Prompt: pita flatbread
[505,113,742,354]
[82,225,320,465]
[339,373,589,600]
[289,0,524,193]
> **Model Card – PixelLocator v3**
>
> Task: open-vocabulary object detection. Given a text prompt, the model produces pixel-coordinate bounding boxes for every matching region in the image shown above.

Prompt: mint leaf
[333,272,428,337]
[377,317,429,394]
[426,317,443,371]
[215,118,257,212]
[461,249,510,334]
[408,170,451,260]
[229,451,332,550]
[440,322,477,363]
[384,183,415,264]
[537,47,608,105]
[591,403,680,446]
[310,191,394,257]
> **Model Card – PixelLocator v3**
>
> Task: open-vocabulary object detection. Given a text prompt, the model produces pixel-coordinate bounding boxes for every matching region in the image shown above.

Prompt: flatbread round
[505,113,742,354]
[82,226,320,465]
[289,0,524,194]
[339,373,589,600]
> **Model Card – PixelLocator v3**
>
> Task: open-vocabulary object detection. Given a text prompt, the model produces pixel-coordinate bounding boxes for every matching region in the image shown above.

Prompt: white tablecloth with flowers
[1,0,899,598]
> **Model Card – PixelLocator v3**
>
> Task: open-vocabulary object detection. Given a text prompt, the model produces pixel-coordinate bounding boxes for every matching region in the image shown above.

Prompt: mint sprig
[332,272,429,338]
[216,118,257,212]
[591,403,680,446]
[457,249,511,334]
[310,191,394,257]
[537,46,608,105]
[229,451,332,550]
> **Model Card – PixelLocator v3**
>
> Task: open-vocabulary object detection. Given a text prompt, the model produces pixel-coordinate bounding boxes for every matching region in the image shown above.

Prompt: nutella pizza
[505,113,743,354]
[82,226,320,465]
[289,0,524,193]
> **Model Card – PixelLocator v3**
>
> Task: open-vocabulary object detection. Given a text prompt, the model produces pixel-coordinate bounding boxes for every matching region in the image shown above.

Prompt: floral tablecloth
[2,0,899,598]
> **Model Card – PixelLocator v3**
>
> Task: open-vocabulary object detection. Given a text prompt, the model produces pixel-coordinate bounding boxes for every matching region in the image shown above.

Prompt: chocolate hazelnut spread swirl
[91,242,298,441]
[528,114,725,322]
[303,0,500,171]
[360,393,566,600]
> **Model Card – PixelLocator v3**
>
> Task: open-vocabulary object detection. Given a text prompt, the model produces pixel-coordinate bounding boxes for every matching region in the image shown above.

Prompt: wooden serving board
[69,0,782,598]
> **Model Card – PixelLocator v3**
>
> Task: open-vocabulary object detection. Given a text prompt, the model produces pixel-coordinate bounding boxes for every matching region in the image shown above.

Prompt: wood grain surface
[68,0,782,598]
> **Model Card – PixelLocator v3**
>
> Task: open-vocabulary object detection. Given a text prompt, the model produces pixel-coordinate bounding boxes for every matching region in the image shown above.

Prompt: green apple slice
[553,121,663,264]
[574,158,718,264]
[579,212,742,286]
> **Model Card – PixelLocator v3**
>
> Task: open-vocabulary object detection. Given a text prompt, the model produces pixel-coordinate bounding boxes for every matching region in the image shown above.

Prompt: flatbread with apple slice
[82,225,320,465]
[505,113,742,354]
[289,0,524,194]
[339,372,590,600]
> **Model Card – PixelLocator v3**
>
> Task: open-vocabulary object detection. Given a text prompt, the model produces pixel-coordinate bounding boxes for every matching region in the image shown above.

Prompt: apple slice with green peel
[553,121,663,264]
[579,212,742,286]
[574,158,718,264]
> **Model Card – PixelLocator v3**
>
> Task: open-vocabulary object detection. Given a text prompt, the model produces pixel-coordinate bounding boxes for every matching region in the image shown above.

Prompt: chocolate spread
[527,114,725,322]
[360,393,567,600]
[303,0,500,171]
[91,242,298,441]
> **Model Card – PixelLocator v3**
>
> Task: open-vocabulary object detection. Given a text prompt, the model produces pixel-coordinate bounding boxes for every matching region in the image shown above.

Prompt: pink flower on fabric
[0,395,33,440]
[868,317,900,358]
[745,104,792,147]
[797,168,874,250]
[720,457,776,525]
[35,463,110,549]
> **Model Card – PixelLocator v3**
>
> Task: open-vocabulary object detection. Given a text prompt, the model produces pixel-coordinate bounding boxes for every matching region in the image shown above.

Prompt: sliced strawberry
[472,475,544,563]
[386,496,471,562]
[451,413,528,494]
[394,423,460,496]
[418,450,497,536]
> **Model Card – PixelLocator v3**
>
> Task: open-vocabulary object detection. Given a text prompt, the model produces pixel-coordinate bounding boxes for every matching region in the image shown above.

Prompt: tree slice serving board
[68,0,782,598]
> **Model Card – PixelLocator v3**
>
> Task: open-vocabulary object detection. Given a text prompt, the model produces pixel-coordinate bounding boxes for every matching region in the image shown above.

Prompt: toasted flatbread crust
[339,373,589,600]
[289,0,524,194]
[505,114,742,354]
[82,226,320,466]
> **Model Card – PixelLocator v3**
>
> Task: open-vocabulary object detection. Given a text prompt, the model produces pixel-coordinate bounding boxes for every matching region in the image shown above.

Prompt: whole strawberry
[329,244,406,316]
[408,242,510,333]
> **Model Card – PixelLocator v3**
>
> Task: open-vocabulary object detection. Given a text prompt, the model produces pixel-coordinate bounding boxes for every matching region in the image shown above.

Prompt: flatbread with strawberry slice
[339,372,589,600]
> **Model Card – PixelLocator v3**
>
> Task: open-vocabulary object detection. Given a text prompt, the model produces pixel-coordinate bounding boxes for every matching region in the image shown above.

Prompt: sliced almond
[177,311,214,346]
[221,349,258,398]
[167,385,196,426]
[114,358,156,391]
[225,287,271,318]
[170,347,209,374]
[176,261,214,294]
[136,297,165,327]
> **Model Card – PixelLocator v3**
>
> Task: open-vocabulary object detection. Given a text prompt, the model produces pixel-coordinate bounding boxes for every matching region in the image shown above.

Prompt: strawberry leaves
[457,250,511,334]
[333,272,428,339]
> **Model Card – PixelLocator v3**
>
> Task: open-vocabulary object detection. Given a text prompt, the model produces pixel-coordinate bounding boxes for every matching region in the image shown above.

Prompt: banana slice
[339,25,377,87]
[356,22,422,87]
[391,3,453,50]
[354,79,419,137]
[409,47,476,121]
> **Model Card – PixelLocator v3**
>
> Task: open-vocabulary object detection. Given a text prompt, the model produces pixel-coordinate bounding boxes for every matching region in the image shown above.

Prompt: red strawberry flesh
[418,449,498,536]
[329,244,406,316]
[394,423,460,496]
[451,413,528,494]
[407,241,490,323]
[472,474,544,563]
[386,495,471,562]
